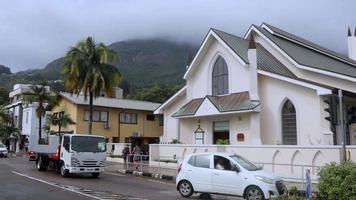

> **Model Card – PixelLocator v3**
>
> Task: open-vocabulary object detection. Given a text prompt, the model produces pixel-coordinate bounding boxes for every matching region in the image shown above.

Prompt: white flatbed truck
[33,133,107,178]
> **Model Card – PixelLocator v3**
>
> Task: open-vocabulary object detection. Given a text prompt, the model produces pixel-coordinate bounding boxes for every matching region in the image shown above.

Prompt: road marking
[12,171,102,200]
[104,172,125,177]
[147,179,175,186]
[11,171,147,200]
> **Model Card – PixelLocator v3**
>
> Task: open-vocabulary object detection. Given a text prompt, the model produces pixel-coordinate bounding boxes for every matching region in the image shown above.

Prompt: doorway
[213,121,230,144]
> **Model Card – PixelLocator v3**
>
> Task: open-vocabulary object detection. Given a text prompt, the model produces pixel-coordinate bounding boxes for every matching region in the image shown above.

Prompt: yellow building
[50,92,163,144]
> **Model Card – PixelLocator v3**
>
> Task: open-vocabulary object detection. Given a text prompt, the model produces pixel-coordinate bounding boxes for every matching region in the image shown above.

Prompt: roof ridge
[211,28,247,41]
[261,23,356,67]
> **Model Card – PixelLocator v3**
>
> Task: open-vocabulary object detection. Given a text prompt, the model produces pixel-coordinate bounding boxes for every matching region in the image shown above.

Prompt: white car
[176,152,285,200]
[0,143,8,158]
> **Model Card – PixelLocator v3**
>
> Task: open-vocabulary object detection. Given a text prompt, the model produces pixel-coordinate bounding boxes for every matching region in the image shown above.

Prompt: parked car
[176,152,285,200]
[0,143,8,158]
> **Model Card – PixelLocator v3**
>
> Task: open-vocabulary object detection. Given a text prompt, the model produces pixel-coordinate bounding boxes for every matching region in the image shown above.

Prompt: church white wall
[187,39,250,99]
[160,94,187,143]
[179,113,251,145]
[259,75,325,145]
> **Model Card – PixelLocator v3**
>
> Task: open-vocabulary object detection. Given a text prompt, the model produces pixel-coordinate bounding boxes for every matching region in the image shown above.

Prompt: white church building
[154,23,356,147]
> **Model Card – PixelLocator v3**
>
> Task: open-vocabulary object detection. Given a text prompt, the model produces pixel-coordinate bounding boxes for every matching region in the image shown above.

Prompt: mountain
[0,39,198,93]
[0,65,11,75]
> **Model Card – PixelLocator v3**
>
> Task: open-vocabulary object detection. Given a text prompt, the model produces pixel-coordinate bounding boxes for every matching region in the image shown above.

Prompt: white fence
[106,143,131,159]
[149,144,356,182]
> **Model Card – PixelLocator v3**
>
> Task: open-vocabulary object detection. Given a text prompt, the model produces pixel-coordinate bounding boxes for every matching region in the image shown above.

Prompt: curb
[116,169,175,181]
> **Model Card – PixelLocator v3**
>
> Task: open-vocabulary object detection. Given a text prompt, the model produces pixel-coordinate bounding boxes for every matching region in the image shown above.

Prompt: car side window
[188,155,210,168]
[214,155,233,171]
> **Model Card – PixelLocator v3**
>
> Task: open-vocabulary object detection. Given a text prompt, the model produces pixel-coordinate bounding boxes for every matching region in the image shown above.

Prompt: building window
[112,137,119,143]
[281,100,297,145]
[212,56,229,96]
[84,110,109,122]
[159,115,164,126]
[146,114,155,121]
[120,112,137,124]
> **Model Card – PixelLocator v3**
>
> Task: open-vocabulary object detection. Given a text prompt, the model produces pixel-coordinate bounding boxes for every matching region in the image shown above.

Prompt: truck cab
[59,134,106,177]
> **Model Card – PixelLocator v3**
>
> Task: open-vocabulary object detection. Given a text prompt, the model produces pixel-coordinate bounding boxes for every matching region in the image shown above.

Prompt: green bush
[171,139,182,144]
[216,139,229,145]
[317,161,356,200]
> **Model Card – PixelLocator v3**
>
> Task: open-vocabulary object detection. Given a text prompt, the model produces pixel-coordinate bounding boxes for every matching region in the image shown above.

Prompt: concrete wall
[150,144,356,181]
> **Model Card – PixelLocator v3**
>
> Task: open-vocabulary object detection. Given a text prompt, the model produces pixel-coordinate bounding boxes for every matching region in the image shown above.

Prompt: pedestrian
[122,144,130,166]
[132,144,141,170]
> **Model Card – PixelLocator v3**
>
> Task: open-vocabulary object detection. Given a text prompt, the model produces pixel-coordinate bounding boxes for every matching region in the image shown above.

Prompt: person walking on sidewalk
[132,144,141,170]
[122,144,130,167]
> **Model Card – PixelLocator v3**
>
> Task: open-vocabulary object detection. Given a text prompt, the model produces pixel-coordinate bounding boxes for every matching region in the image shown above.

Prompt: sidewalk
[105,161,319,192]
[105,161,178,181]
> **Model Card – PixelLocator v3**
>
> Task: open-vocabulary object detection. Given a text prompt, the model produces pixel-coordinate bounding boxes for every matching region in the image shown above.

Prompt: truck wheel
[60,162,69,177]
[92,173,100,178]
[37,157,47,171]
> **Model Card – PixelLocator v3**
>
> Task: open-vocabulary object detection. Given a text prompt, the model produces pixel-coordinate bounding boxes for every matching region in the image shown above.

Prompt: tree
[128,84,182,103]
[23,85,57,143]
[0,108,20,144]
[47,113,75,133]
[62,36,121,134]
[0,87,9,106]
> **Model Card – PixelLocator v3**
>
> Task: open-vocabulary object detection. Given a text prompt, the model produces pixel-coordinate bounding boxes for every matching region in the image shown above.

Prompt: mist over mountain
[0,39,197,93]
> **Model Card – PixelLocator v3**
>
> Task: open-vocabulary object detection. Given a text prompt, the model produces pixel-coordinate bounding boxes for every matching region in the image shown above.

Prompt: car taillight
[178,164,182,173]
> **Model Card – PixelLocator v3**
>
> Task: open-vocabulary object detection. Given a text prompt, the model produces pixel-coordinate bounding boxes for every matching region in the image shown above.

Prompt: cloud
[0,0,355,72]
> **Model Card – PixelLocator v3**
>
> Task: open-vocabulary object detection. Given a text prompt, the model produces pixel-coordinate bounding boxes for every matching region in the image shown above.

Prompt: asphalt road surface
[0,154,241,200]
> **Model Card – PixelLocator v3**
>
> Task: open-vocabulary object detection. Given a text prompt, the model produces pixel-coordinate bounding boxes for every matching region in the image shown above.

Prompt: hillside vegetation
[0,39,196,96]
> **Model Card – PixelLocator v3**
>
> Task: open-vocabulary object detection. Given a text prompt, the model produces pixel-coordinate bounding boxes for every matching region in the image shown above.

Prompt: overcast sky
[0,0,355,72]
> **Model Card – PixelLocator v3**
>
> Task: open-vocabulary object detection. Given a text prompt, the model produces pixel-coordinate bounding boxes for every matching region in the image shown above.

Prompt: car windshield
[0,144,5,148]
[71,136,106,152]
[230,155,260,171]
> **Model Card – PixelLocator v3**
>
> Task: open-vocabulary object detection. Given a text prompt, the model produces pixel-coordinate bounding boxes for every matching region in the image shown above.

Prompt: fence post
[301,165,304,190]
[158,156,160,175]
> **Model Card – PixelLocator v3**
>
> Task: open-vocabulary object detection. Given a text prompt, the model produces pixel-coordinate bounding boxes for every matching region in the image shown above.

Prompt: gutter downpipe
[339,89,346,162]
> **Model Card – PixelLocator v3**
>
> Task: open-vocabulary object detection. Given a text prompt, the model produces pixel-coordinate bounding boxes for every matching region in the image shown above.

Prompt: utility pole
[339,89,346,162]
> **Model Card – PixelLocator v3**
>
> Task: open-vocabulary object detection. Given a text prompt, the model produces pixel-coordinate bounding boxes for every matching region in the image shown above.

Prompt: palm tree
[47,113,75,133]
[62,36,121,134]
[24,85,57,143]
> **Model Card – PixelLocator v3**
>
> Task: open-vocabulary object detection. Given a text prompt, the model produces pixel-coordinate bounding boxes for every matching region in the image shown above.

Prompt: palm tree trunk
[58,124,61,133]
[89,90,93,135]
[38,116,42,143]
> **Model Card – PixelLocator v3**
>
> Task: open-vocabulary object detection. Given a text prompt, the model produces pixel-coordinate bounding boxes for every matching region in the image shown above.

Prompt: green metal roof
[172,92,260,117]
[212,28,250,64]
[254,25,356,79]
[212,28,297,79]
[256,45,297,79]
[263,23,356,66]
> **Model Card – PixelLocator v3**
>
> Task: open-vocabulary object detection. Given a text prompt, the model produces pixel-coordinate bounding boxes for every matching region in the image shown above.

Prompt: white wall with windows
[259,75,328,145]
[186,39,250,100]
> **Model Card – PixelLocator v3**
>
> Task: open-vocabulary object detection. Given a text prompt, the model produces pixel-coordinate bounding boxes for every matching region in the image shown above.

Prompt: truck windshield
[230,155,260,171]
[71,136,106,152]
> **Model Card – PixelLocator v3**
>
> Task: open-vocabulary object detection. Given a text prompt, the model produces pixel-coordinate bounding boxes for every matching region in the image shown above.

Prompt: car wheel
[178,180,194,198]
[37,157,47,171]
[245,186,265,200]
[60,162,69,177]
[92,173,100,178]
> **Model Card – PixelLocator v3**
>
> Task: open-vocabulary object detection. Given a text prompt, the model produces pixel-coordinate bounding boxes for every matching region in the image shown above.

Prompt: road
[0,154,240,200]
